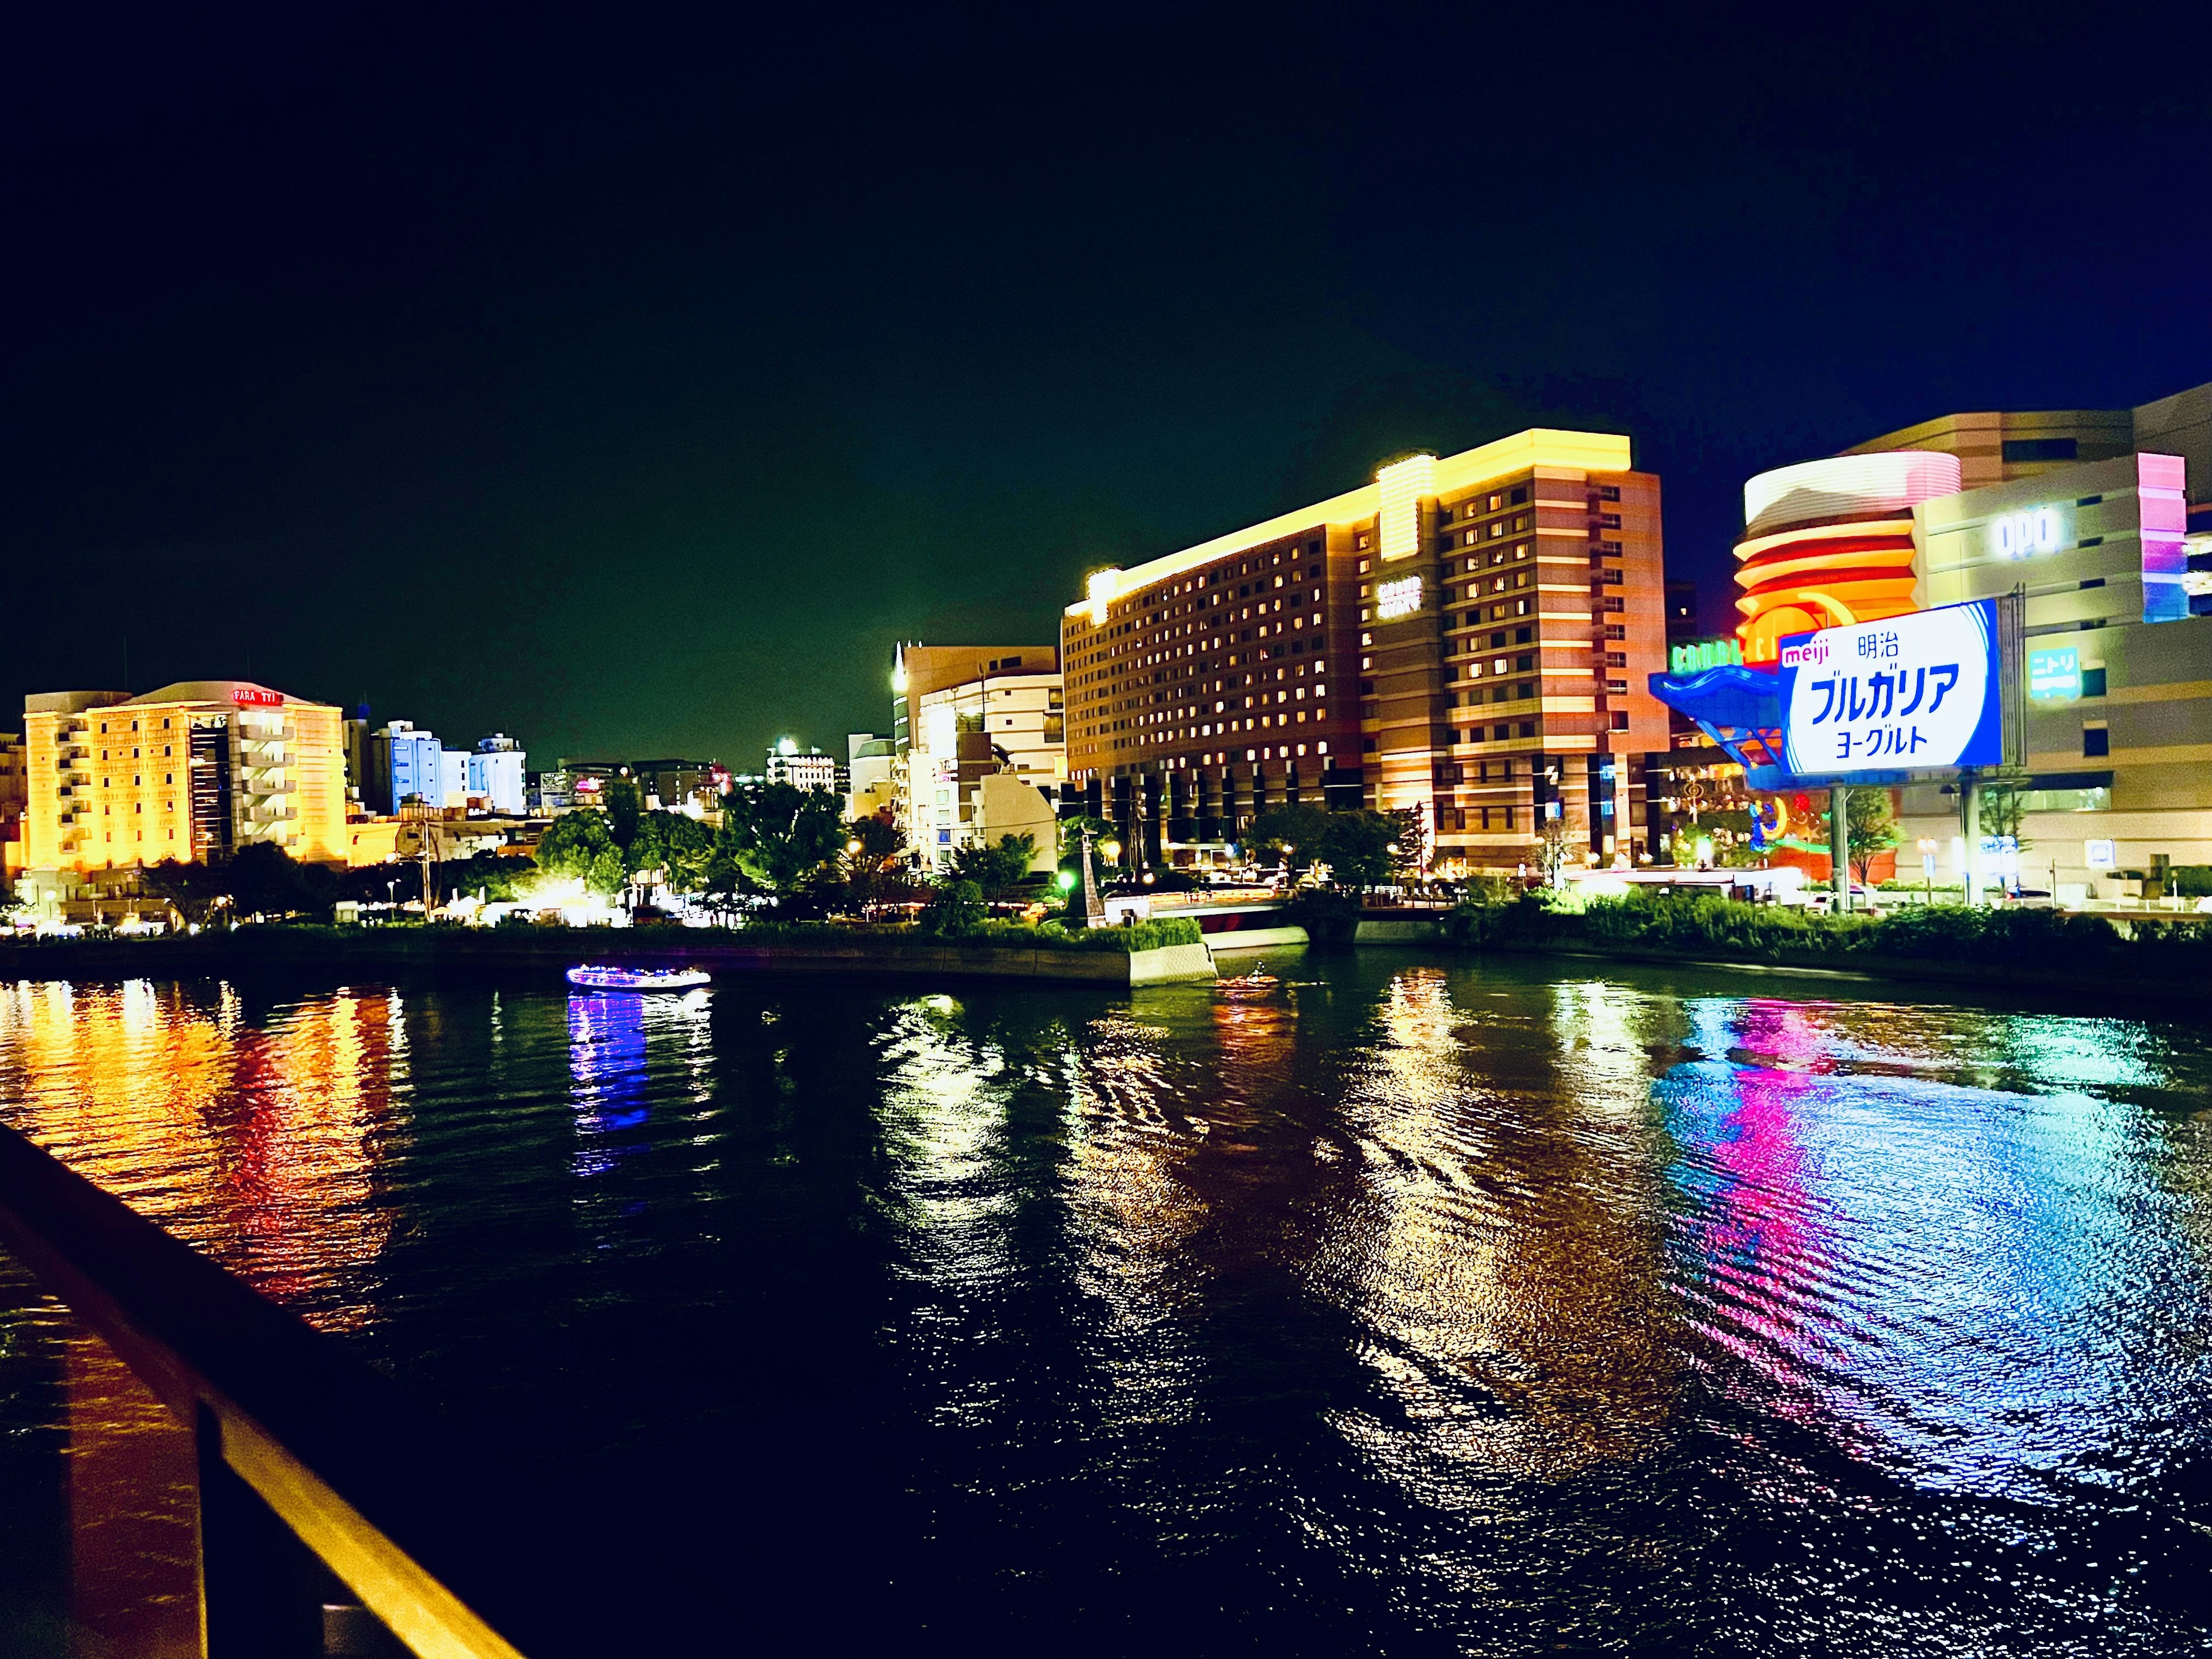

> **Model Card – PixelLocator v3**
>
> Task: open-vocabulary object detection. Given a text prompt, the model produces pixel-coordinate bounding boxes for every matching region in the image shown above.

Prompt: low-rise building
[847,733,896,821]
[467,734,528,814]
[764,742,843,796]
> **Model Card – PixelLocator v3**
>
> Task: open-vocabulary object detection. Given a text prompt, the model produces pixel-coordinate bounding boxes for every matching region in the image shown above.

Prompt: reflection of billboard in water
[1778,600,2003,779]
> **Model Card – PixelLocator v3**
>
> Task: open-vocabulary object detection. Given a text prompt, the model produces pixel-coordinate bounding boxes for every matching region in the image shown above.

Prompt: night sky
[6,7,2209,768]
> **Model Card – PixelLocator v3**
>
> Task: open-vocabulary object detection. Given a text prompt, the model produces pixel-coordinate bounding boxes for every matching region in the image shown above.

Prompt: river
[3,953,2209,1656]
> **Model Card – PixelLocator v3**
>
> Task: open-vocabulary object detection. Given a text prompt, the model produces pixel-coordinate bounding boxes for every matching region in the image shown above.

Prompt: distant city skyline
[4,12,2207,764]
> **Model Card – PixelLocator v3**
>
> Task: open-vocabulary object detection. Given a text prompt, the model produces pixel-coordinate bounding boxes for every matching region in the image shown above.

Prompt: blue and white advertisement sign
[1777,600,2004,777]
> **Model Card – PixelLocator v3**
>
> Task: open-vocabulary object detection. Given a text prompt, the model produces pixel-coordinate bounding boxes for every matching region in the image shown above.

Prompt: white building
[766,739,844,796]
[468,734,528,815]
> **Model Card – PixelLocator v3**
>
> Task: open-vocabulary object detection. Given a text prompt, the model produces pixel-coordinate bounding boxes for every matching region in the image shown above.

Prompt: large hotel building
[19,681,348,878]
[1060,429,1669,870]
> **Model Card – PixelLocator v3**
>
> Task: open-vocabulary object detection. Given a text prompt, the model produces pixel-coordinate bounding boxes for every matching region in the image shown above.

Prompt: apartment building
[20,681,347,876]
[1060,430,1669,872]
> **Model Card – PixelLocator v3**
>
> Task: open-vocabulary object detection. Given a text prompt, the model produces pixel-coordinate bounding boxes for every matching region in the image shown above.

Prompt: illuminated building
[1720,380,2212,895]
[467,734,528,815]
[1060,429,1669,870]
[363,720,445,814]
[20,681,348,876]
[889,645,1065,863]
[1731,451,1963,665]
[847,734,896,820]
[0,730,25,881]
[764,740,844,796]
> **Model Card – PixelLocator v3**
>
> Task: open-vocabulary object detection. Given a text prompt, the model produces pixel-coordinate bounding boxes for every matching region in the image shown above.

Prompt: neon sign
[2028,646,2081,701]
[1670,638,1743,674]
[1375,575,1422,619]
[231,687,283,707]
[1990,506,2064,559]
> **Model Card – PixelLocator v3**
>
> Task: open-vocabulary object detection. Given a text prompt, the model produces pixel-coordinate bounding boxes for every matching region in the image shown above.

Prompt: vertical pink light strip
[2138,452,2190,621]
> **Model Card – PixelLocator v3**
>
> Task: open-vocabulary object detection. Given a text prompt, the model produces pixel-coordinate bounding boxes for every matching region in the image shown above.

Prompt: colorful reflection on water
[0,960,2207,1656]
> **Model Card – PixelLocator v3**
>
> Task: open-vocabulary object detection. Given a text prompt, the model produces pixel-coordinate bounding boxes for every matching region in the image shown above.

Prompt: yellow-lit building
[1061,428,1670,870]
[21,681,348,876]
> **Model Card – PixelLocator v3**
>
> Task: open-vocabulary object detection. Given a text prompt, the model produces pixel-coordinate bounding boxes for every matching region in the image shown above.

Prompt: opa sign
[1990,506,2065,560]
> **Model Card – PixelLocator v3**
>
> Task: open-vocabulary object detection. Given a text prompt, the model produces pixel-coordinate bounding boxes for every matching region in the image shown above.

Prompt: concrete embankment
[0,928,1221,987]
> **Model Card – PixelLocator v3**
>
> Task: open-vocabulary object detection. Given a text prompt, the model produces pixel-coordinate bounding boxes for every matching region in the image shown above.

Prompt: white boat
[565,964,711,992]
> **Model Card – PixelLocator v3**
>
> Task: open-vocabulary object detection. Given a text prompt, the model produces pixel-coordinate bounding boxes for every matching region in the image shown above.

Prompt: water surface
[2,956,2208,1655]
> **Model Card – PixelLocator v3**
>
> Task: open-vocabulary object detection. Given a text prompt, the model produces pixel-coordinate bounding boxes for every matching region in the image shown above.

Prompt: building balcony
[240,777,296,794]
[246,804,298,823]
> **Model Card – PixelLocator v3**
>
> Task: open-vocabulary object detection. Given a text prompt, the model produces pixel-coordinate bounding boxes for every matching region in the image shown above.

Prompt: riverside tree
[712,781,846,899]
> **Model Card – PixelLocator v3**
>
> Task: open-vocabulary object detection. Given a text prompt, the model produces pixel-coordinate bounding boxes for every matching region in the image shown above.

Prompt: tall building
[1060,429,1669,872]
[20,681,347,874]
[467,734,528,815]
[890,645,1064,862]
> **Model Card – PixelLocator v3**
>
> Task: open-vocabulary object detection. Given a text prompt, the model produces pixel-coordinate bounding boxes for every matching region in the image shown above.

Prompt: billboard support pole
[1830,783,1850,913]
[1960,773,1980,908]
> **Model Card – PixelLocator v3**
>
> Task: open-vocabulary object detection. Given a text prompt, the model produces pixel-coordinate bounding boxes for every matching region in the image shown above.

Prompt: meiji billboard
[1777,600,2003,777]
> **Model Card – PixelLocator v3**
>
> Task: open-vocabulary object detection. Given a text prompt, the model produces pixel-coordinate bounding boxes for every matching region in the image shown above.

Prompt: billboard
[1777,600,2004,778]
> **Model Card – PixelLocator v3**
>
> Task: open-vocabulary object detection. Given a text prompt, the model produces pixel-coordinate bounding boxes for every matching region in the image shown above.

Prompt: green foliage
[534,810,628,896]
[601,774,644,848]
[948,834,1036,900]
[1830,789,1902,885]
[142,844,339,922]
[1435,885,2212,974]
[140,858,228,925]
[1978,766,2032,850]
[629,810,716,892]
[438,849,530,902]
[917,879,986,937]
[1247,805,1406,887]
[716,781,846,896]
[1034,916,1203,951]
[847,814,902,864]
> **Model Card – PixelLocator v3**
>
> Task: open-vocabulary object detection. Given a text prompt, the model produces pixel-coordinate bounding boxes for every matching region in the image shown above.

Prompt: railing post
[195,1404,327,1658]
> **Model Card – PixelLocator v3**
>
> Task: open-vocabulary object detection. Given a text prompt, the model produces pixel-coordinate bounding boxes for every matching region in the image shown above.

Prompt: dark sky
[6,5,2209,767]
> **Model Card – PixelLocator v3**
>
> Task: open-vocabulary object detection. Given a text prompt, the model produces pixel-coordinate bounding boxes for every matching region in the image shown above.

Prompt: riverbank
[0,925,1220,987]
[1436,891,2212,1007]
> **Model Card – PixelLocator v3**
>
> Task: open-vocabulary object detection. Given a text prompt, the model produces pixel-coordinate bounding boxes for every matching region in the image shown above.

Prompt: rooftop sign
[231,688,284,707]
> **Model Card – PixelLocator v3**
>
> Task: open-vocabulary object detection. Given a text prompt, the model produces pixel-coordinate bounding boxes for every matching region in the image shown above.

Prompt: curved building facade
[1732,452,1961,663]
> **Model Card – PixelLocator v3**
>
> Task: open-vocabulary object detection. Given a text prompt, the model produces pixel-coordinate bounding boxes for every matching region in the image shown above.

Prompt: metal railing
[0,1122,543,1658]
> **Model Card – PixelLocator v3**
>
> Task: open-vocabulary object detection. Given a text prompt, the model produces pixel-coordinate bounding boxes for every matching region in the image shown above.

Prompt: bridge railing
[0,1119,544,1658]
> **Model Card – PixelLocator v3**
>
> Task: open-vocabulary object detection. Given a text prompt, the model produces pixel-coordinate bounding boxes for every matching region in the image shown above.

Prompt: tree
[949,833,1036,902]
[141,858,226,926]
[1247,805,1408,888]
[601,775,644,849]
[1978,765,2032,852]
[629,810,716,895]
[535,809,628,896]
[1827,787,1901,886]
[847,814,902,865]
[716,781,846,897]
[916,879,985,937]
[1245,805,1331,873]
